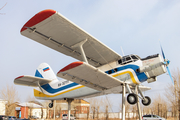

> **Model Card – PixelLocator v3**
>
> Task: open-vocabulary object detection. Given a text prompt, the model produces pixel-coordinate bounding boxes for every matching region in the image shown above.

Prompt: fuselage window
[114,68,118,72]
[108,70,112,74]
[118,59,122,64]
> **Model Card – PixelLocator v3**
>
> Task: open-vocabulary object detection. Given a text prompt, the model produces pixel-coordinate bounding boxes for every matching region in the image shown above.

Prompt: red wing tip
[20,9,56,32]
[15,75,24,80]
[57,61,83,74]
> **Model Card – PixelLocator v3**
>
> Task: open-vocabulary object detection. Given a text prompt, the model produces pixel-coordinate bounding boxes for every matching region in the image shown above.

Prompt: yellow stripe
[34,85,85,98]
[112,71,138,84]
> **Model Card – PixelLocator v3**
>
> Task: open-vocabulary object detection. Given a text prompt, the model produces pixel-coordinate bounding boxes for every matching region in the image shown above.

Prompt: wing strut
[71,39,88,63]
[36,81,44,94]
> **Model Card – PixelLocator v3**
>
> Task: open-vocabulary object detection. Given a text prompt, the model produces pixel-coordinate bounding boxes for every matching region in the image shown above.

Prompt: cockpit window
[131,55,138,62]
[131,55,137,60]
[118,54,140,65]
[126,57,132,64]
[126,57,131,61]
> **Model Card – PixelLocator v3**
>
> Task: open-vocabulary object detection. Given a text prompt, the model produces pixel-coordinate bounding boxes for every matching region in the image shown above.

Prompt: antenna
[121,46,125,56]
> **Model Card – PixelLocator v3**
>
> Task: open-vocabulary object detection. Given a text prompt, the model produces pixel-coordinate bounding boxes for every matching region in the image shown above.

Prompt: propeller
[160,44,174,85]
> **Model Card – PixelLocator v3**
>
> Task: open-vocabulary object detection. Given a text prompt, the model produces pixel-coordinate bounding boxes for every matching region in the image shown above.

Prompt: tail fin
[35,63,58,81]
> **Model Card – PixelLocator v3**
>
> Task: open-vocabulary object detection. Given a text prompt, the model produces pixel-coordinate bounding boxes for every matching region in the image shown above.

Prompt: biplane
[14,9,173,108]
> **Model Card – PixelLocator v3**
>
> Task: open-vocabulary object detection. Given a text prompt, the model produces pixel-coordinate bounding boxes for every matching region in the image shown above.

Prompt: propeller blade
[166,66,174,85]
[159,42,173,85]
[160,45,166,60]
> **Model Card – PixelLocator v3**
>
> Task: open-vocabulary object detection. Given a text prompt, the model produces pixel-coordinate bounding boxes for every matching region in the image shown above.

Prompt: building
[49,99,90,118]
[56,99,90,114]
[0,99,7,115]
[0,99,89,119]
[15,102,47,119]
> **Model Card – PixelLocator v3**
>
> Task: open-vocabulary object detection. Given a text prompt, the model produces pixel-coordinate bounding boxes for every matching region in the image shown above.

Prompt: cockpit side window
[131,55,138,61]
[126,57,132,64]
[118,54,140,65]
[126,57,131,61]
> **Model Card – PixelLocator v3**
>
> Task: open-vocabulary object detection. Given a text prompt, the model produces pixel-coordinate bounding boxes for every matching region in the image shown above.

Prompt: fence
[75,112,176,119]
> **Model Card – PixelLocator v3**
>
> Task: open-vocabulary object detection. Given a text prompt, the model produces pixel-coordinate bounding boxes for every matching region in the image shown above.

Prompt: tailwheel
[49,102,53,108]
[142,96,151,106]
[49,100,54,108]
[127,93,137,105]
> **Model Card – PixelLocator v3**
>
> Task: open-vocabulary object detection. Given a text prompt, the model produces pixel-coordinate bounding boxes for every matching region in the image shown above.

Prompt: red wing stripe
[20,9,56,32]
[58,61,83,73]
[15,75,24,80]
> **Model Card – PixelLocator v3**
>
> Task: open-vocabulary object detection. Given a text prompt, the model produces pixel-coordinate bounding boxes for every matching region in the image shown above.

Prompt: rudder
[35,63,58,81]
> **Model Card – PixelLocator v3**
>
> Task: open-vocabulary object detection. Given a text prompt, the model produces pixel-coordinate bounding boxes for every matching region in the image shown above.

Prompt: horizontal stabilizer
[14,75,52,87]
[57,61,124,91]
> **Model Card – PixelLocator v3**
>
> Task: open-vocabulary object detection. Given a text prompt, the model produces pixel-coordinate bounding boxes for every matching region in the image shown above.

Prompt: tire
[142,96,151,106]
[49,102,53,108]
[127,93,137,105]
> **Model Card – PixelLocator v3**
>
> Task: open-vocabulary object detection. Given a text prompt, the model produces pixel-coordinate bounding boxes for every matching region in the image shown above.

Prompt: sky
[0,0,180,112]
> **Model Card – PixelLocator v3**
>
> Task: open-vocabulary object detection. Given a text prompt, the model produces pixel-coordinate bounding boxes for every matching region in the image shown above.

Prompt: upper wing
[14,75,52,87]
[57,61,123,91]
[20,9,121,67]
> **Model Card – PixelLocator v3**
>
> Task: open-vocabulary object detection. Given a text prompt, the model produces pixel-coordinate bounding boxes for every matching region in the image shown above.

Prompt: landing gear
[126,84,151,106]
[127,93,137,105]
[142,96,151,106]
[49,100,54,108]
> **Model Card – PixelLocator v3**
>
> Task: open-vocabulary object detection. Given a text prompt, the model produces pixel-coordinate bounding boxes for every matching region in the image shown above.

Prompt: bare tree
[0,84,20,116]
[26,95,36,102]
[42,100,51,119]
[86,96,114,119]
[86,97,101,119]
[119,101,131,119]
[25,95,38,118]
[164,68,180,118]
[56,103,61,118]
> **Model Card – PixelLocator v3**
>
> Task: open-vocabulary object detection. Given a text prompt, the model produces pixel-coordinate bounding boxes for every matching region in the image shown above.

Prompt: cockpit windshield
[118,54,140,65]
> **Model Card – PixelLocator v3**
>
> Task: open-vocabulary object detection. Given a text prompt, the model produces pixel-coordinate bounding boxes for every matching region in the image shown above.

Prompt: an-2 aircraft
[14,9,173,109]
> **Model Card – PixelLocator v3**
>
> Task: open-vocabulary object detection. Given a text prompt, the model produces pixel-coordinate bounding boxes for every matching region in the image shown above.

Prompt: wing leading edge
[20,9,122,67]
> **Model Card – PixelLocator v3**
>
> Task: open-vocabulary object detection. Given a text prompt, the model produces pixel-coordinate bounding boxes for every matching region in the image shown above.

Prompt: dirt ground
[44,117,177,120]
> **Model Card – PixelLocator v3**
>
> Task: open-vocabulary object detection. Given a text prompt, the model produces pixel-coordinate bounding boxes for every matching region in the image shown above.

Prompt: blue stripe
[35,70,43,78]
[105,65,148,82]
[43,67,49,71]
[41,82,79,94]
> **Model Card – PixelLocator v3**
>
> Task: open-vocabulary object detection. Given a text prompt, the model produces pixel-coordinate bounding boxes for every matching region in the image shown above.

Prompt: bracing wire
[87,40,118,87]
[0,3,7,15]
[105,95,116,118]
[87,40,117,72]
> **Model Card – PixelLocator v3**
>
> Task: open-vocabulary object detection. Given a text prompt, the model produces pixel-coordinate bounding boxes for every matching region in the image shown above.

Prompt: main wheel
[142,96,151,106]
[127,93,137,105]
[49,102,53,108]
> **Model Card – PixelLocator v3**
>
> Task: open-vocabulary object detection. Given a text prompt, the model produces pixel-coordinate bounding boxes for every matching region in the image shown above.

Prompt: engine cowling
[138,54,166,80]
